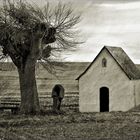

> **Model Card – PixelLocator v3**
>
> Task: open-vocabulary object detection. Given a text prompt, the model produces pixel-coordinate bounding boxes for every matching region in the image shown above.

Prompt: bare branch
[0,0,82,68]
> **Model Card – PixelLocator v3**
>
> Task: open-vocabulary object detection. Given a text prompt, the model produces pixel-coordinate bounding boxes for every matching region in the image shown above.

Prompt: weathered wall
[79,49,135,112]
[134,80,140,106]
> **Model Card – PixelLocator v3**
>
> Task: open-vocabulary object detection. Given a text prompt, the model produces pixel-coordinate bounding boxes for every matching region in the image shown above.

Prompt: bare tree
[0,0,81,114]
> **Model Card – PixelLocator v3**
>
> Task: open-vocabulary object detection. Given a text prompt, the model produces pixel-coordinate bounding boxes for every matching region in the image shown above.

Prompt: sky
[1,0,140,63]
[59,0,140,63]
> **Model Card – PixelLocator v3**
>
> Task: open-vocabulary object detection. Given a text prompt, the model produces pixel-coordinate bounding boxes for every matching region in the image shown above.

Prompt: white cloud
[99,2,140,10]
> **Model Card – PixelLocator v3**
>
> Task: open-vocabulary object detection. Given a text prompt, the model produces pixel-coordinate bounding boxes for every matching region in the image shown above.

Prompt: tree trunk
[18,57,40,114]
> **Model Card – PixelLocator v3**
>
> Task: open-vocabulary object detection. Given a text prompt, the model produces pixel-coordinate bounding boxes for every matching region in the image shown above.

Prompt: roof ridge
[104,45,122,49]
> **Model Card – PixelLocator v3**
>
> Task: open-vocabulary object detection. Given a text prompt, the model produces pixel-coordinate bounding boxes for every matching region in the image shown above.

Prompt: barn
[76,46,140,112]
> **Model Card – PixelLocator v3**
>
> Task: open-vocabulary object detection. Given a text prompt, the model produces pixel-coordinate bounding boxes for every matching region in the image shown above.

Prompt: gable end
[76,46,140,80]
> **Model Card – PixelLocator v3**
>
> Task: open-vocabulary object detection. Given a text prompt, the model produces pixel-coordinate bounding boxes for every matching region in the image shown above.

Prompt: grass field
[0,108,140,140]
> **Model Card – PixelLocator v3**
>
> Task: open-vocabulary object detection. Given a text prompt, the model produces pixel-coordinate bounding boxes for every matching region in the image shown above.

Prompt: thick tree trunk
[18,58,40,114]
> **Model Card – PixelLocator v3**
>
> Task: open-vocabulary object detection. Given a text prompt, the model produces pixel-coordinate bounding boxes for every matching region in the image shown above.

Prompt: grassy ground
[0,108,140,140]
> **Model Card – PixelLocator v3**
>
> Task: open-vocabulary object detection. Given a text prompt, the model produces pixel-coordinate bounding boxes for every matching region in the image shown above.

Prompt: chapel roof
[76,46,140,80]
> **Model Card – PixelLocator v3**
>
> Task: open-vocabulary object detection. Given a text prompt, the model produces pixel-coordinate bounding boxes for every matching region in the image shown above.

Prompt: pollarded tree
[0,0,81,114]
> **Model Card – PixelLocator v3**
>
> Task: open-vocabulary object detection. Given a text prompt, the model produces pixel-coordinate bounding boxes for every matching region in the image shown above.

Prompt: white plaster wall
[79,49,135,112]
[134,80,140,106]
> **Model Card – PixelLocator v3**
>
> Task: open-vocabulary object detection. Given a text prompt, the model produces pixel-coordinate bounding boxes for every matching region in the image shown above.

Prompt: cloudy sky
[1,0,140,63]
[58,0,140,63]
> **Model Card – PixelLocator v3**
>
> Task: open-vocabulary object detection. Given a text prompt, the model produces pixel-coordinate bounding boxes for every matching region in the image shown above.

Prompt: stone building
[77,46,140,112]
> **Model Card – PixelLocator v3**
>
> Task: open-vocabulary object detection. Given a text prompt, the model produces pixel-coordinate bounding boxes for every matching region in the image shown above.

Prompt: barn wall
[79,49,135,112]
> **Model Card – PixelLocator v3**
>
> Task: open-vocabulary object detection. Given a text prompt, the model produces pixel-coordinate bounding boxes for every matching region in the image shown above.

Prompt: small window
[102,58,107,67]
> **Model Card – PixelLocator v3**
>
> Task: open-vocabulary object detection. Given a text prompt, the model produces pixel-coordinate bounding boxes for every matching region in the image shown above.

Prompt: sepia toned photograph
[0,0,140,139]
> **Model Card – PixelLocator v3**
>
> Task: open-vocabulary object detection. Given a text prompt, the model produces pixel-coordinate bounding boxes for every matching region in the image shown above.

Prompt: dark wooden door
[100,87,109,112]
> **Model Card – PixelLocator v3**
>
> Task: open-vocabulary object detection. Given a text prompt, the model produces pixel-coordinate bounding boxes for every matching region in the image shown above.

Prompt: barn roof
[76,46,140,80]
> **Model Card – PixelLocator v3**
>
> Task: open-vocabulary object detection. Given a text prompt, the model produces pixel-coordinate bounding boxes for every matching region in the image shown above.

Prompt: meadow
[0,106,140,140]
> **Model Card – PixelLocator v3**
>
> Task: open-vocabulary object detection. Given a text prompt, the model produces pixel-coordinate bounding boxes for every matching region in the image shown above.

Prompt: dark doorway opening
[100,87,109,112]
[52,84,65,111]
[54,85,61,96]
[52,84,64,97]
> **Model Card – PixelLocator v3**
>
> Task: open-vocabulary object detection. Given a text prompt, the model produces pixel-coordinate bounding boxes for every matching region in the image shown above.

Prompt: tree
[0,0,81,114]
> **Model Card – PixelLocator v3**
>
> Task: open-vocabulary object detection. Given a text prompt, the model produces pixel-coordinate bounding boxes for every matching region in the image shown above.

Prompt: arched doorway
[52,84,64,98]
[52,84,65,111]
[100,87,109,112]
